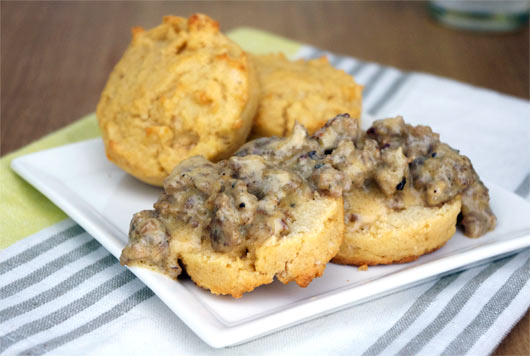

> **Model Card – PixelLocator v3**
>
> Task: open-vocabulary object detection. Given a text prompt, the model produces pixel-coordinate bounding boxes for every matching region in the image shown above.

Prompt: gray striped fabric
[0,221,150,355]
[0,225,84,275]
[362,273,462,356]
[19,287,154,356]
[1,46,529,356]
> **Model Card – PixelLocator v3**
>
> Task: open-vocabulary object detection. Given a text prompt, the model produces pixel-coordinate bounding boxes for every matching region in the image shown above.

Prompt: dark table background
[1,2,528,354]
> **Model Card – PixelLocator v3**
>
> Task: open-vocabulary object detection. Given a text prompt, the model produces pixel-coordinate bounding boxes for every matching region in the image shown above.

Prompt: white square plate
[11,129,530,348]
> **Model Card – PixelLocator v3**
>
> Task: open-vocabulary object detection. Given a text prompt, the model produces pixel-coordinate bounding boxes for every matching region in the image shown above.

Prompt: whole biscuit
[333,185,462,266]
[97,14,259,186]
[251,53,362,138]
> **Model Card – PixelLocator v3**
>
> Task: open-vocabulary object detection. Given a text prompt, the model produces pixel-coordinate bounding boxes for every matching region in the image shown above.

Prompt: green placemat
[0,28,302,249]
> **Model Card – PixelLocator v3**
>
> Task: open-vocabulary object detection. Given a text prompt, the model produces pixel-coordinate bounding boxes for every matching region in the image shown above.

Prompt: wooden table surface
[1,1,528,354]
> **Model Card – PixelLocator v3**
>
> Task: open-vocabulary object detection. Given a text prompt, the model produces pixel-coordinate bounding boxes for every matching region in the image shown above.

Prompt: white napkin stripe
[393,254,518,355]
[368,73,411,115]
[0,238,100,300]
[0,254,117,323]
[442,255,530,355]
[360,272,461,356]
[360,66,387,99]
[0,245,110,314]
[347,61,366,79]
[0,231,95,288]
[0,224,84,275]
[415,250,530,353]
[304,48,325,60]
[360,252,521,355]
[466,272,530,356]
[6,275,148,356]
[17,287,154,356]
[0,219,77,258]
[332,54,368,79]
[0,270,136,354]
[328,54,342,67]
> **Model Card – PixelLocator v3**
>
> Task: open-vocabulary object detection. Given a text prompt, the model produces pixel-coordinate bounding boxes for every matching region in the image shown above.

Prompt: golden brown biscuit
[180,194,344,297]
[333,184,462,266]
[250,53,362,138]
[97,14,259,186]
[120,155,344,298]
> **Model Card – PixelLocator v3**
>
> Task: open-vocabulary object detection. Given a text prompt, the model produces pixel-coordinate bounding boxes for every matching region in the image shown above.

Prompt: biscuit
[180,194,343,297]
[120,155,344,298]
[250,53,362,138]
[97,14,259,186]
[332,185,462,266]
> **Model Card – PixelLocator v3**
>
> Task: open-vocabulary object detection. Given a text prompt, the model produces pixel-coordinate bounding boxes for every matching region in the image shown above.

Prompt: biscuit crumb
[358,264,368,271]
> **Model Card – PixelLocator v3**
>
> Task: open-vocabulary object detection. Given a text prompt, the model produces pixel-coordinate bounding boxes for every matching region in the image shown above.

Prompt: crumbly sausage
[237,114,496,236]
[123,153,315,267]
[460,180,497,237]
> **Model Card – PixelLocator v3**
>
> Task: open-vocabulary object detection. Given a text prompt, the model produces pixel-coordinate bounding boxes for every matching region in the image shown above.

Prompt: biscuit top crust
[237,114,496,237]
[251,53,363,137]
[97,14,255,184]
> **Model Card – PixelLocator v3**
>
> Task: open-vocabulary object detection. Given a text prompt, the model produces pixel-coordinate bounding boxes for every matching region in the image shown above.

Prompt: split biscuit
[121,155,344,298]
[333,185,462,266]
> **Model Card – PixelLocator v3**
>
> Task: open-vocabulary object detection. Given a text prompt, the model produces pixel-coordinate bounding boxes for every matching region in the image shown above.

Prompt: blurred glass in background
[429,0,529,32]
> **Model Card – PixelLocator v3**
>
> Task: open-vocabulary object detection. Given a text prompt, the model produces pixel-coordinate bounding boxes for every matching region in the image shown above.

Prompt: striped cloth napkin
[1,29,529,356]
